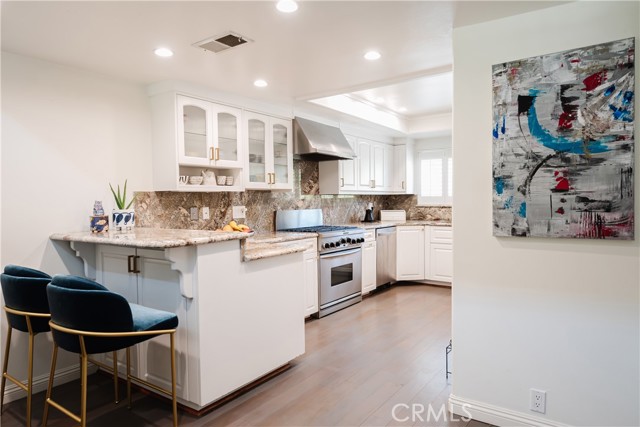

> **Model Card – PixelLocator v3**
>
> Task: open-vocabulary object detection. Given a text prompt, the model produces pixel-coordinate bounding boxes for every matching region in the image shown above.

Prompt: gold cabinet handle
[270,173,275,184]
[340,178,344,188]
[127,255,140,274]
[209,147,215,161]
[215,148,220,160]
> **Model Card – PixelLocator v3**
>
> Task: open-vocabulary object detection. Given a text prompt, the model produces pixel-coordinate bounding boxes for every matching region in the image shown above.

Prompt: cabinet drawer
[430,226,453,244]
[364,230,375,242]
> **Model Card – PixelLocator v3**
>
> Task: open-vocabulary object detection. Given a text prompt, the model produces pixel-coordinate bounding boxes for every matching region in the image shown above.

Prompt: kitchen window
[418,149,452,206]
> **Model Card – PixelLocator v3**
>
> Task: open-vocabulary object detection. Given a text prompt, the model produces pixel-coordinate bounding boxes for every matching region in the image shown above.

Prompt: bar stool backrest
[1,265,52,333]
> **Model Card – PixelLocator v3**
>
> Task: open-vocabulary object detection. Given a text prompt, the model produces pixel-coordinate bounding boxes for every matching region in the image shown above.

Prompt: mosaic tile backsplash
[136,160,451,232]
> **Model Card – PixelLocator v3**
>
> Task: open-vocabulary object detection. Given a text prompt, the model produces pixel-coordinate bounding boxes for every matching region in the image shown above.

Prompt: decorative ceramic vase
[90,215,109,233]
[112,209,135,231]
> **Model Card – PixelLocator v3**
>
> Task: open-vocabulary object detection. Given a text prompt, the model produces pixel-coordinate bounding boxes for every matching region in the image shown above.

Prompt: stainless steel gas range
[276,209,365,318]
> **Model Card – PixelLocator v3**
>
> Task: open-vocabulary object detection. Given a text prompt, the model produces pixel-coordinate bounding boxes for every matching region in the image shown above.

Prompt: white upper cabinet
[357,138,390,192]
[244,112,293,191]
[392,142,415,194]
[177,96,243,169]
[318,135,358,194]
[150,92,244,192]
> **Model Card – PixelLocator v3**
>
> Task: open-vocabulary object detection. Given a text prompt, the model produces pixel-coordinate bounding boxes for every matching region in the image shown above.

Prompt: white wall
[451,2,639,426]
[0,52,153,400]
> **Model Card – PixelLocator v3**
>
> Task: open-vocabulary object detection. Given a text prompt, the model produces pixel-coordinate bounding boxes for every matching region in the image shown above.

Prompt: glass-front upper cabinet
[244,112,293,190]
[270,118,293,190]
[178,96,212,166]
[177,95,242,168]
[246,113,268,188]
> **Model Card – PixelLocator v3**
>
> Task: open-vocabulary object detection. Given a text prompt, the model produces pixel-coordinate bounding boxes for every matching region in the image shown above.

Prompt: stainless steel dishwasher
[376,226,396,286]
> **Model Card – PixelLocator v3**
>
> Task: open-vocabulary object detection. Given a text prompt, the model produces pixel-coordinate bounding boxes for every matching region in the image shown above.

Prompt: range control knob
[346,237,352,243]
[324,243,331,249]
[340,238,346,244]
[358,238,365,243]
[329,242,336,248]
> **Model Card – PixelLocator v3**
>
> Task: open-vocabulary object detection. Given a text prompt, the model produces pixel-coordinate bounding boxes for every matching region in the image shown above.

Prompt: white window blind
[418,149,452,206]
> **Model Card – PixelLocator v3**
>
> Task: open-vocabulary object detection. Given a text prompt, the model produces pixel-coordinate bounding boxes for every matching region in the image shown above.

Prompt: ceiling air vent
[193,32,252,54]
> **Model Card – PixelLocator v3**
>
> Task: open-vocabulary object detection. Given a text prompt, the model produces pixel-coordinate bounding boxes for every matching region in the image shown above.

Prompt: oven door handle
[320,248,361,258]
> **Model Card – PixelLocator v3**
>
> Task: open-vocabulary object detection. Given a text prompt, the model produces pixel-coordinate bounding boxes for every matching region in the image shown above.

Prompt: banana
[222,224,233,232]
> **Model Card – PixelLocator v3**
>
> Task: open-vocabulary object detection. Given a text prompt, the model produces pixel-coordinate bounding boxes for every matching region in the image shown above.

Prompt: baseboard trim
[449,394,569,427]
[3,364,96,404]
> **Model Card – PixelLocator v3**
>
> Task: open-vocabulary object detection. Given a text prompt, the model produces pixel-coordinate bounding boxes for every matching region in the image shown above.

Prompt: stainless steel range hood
[293,117,356,161]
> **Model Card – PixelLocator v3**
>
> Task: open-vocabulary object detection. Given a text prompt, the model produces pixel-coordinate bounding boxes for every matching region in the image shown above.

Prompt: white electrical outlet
[202,207,210,220]
[530,389,546,414]
[190,207,198,221]
[232,205,247,219]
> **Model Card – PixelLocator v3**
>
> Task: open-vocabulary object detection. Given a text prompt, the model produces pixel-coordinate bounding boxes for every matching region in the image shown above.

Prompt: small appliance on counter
[380,210,407,222]
[363,202,375,222]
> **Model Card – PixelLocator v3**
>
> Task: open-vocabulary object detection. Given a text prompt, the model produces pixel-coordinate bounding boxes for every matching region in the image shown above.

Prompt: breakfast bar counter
[50,228,305,412]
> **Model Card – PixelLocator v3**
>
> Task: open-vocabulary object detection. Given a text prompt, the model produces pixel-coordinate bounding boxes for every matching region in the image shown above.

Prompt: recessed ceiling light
[276,0,298,13]
[364,51,381,61]
[254,79,268,88]
[154,47,174,58]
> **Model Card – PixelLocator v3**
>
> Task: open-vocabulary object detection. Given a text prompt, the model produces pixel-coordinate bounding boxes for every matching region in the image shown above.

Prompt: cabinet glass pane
[273,124,288,184]
[248,119,266,183]
[217,112,238,162]
[183,105,208,159]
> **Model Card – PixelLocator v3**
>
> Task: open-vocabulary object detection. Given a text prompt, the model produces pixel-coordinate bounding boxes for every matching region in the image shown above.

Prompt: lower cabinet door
[136,249,188,400]
[396,226,425,280]
[362,241,377,294]
[303,251,319,317]
[429,243,453,282]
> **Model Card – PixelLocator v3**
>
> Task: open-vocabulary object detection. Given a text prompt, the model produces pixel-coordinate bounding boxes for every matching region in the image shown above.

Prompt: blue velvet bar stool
[43,275,179,427]
[0,265,52,427]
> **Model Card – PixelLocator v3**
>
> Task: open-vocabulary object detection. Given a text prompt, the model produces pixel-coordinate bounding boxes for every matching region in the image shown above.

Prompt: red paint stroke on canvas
[582,70,607,91]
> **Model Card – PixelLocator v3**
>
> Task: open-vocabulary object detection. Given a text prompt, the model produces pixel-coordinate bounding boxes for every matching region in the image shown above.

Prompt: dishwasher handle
[376,227,396,237]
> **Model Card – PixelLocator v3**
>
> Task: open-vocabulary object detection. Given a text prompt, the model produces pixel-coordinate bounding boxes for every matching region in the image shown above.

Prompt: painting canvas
[492,38,635,239]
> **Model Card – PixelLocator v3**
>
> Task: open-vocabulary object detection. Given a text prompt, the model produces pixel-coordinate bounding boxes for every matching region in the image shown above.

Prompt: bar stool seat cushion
[47,275,178,355]
[1,265,52,333]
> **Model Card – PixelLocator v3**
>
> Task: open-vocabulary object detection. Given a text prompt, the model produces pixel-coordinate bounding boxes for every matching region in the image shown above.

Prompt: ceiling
[1,1,568,135]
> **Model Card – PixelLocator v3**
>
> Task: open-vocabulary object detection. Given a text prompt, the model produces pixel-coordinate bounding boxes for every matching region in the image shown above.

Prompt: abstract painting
[492,38,635,239]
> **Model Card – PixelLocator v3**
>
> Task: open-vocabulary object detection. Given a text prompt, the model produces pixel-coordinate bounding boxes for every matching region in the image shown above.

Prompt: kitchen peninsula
[50,228,310,412]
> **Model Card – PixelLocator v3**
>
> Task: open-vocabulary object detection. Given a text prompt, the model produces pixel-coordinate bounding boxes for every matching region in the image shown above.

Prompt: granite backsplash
[135,160,451,232]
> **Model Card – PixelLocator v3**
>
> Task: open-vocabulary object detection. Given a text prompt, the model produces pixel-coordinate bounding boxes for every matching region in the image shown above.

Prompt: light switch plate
[190,207,198,221]
[232,206,247,219]
[202,207,210,220]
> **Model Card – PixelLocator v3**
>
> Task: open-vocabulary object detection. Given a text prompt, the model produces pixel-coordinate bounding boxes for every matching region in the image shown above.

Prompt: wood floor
[2,284,490,427]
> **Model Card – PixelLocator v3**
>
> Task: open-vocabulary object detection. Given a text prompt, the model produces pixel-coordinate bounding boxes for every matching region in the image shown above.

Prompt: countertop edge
[50,229,253,249]
[243,241,313,262]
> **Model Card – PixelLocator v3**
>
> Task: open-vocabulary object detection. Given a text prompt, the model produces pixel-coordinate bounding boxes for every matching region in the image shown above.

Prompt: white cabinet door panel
[429,243,453,282]
[362,241,377,294]
[396,226,425,280]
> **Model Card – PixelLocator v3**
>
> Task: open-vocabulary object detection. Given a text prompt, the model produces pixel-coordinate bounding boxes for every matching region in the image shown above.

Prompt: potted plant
[109,180,135,231]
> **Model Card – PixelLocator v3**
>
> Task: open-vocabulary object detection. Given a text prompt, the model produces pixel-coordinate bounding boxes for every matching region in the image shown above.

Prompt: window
[418,149,452,206]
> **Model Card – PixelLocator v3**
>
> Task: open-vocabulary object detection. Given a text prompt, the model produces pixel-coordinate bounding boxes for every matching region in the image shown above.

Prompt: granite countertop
[247,231,318,244]
[339,220,452,230]
[50,228,253,249]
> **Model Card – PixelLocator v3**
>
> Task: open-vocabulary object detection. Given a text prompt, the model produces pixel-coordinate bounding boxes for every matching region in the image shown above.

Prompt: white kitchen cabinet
[150,92,244,192]
[318,135,358,194]
[393,142,415,193]
[395,226,425,280]
[425,226,453,283]
[357,138,391,192]
[302,239,319,317]
[95,245,188,400]
[362,236,377,295]
[244,112,293,190]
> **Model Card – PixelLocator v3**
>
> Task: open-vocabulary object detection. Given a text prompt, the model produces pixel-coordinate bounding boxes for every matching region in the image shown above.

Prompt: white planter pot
[112,209,135,231]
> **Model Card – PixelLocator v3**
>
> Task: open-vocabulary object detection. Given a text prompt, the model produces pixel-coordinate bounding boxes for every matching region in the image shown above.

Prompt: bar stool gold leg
[80,353,88,427]
[0,326,12,411]
[126,347,132,410]
[170,333,177,427]
[26,331,35,427]
[113,351,119,404]
[42,342,59,427]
